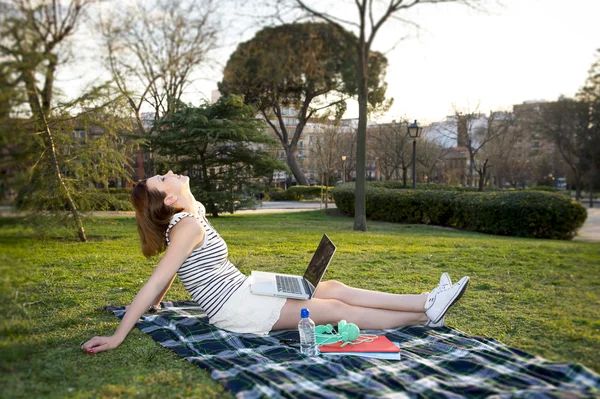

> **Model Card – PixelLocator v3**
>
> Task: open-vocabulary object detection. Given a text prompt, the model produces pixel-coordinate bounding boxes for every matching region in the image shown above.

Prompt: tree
[292,0,473,231]
[435,107,512,189]
[311,123,343,207]
[577,49,600,206]
[0,0,134,242]
[486,119,532,188]
[416,128,453,184]
[99,0,219,176]
[528,99,590,199]
[368,121,412,183]
[219,22,390,186]
[339,124,358,183]
[471,111,514,191]
[151,96,287,216]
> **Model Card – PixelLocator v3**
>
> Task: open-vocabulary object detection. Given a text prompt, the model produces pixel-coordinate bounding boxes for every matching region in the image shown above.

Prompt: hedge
[333,183,587,240]
[369,181,486,192]
[267,185,332,201]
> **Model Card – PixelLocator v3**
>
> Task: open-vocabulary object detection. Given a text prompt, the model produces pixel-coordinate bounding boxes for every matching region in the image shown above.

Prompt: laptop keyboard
[276,275,303,294]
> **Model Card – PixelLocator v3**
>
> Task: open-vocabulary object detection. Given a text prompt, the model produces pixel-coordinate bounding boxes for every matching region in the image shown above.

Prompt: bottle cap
[300,308,309,318]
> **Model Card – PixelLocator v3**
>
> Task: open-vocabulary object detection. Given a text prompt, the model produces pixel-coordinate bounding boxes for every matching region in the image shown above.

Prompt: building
[511,100,566,186]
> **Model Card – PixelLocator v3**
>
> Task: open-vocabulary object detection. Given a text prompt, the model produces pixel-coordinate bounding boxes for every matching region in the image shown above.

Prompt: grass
[1,211,599,398]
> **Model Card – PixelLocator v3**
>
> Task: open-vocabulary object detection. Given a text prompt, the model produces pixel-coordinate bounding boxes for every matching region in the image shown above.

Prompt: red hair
[130,180,183,257]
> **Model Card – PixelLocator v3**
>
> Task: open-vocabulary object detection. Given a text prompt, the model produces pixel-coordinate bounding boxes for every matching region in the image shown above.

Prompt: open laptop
[250,234,336,300]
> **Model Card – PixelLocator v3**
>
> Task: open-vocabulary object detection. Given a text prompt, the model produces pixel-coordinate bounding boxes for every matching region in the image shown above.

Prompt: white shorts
[209,278,287,335]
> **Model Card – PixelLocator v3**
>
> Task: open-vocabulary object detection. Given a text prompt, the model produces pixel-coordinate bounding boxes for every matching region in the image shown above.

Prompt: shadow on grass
[0,216,135,242]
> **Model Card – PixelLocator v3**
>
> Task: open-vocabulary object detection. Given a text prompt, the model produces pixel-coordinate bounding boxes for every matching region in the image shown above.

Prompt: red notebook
[318,336,400,353]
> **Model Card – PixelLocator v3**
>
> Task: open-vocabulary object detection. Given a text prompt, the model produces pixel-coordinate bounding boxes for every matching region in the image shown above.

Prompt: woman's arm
[151,274,177,309]
[82,218,204,354]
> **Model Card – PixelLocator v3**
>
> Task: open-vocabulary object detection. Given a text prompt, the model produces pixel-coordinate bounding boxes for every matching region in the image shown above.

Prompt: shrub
[369,181,487,192]
[267,185,333,201]
[333,183,587,240]
[288,185,332,199]
[263,187,284,201]
[267,188,300,201]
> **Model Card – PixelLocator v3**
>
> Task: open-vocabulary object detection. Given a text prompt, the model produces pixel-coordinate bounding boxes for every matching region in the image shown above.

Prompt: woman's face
[146,170,190,199]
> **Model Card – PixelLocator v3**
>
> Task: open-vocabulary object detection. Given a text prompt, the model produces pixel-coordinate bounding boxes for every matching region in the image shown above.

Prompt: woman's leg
[313,280,428,313]
[271,297,428,331]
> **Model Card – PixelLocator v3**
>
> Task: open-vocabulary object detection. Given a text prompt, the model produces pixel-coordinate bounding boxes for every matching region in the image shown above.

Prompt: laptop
[250,234,336,300]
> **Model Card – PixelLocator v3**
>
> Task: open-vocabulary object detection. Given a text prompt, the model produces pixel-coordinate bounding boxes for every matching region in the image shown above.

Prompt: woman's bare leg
[314,280,428,313]
[271,297,428,330]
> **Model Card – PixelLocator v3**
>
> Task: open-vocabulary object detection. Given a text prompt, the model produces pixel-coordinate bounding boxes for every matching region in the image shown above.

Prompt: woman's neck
[176,193,199,216]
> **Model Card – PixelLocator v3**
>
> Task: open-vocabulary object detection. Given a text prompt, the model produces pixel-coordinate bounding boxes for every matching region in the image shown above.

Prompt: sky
[60,0,600,125]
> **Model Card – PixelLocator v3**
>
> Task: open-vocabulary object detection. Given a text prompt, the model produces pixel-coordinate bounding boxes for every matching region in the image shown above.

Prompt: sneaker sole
[431,278,469,324]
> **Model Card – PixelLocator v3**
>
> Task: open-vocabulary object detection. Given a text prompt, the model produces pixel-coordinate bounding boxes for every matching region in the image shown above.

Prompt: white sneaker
[424,273,452,328]
[439,272,452,290]
[424,318,445,328]
[425,276,469,324]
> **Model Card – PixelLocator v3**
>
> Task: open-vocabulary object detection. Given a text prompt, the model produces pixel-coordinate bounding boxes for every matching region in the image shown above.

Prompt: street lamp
[341,154,347,183]
[407,120,422,189]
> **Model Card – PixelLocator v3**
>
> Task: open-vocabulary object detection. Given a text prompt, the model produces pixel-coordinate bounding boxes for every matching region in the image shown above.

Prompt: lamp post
[341,154,347,183]
[408,120,422,189]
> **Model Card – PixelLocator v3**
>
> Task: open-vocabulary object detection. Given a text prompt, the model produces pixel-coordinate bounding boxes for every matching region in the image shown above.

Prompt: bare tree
[526,99,589,199]
[368,121,412,183]
[99,0,219,176]
[291,0,477,230]
[436,106,512,188]
[471,111,515,191]
[340,125,358,182]
[311,124,344,207]
[416,127,453,184]
[486,119,532,188]
[577,49,600,207]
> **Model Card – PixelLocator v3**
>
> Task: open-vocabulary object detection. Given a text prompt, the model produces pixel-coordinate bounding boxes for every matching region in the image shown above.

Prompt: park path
[574,207,600,242]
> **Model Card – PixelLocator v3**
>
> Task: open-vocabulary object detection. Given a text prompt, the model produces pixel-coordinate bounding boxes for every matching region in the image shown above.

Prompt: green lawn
[1,211,599,398]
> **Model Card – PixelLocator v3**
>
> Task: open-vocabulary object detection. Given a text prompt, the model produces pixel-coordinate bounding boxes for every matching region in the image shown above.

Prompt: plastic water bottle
[298,308,318,356]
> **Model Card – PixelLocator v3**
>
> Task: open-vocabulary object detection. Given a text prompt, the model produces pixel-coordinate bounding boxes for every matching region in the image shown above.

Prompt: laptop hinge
[302,278,314,297]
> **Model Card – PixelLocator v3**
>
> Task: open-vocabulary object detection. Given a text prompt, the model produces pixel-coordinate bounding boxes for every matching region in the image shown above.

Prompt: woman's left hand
[81,335,123,354]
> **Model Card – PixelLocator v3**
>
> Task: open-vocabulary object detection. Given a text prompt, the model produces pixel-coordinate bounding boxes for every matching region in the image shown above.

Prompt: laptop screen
[302,235,336,289]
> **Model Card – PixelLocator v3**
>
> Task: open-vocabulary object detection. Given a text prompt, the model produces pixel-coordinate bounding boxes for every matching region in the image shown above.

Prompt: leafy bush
[333,183,587,240]
[288,185,332,199]
[369,181,498,192]
[267,185,333,201]
[267,188,301,201]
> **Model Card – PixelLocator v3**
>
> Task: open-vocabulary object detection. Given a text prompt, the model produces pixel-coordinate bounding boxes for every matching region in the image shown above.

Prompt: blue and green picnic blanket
[108,302,600,398]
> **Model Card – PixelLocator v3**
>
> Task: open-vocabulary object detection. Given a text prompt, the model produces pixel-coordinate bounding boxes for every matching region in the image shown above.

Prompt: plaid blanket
[108,302,600,399]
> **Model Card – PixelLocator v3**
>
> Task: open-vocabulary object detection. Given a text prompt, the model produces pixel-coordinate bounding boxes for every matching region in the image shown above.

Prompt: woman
[82,171,469,354]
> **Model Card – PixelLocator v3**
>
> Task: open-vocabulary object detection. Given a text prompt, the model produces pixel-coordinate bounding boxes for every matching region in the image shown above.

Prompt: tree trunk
[575,169,582,200]
[354,59,368,231]
[324,173,328,209]
[402,167,408,187]
[589,168,595,208]
[42,116,87,242]
[287,149,309,186]
[468,154,475,187]
[478,170,485,191]
[27,72,86,241]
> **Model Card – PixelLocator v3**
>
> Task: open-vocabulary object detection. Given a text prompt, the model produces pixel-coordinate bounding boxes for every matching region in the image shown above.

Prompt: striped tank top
[165,202,247,318]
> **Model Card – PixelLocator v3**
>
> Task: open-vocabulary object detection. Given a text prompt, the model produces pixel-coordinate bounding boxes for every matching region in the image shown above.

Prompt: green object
[315,320,361,346]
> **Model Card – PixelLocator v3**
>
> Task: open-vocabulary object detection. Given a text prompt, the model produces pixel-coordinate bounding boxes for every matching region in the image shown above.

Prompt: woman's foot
[424,273,452,327]
[425,276,469,324]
